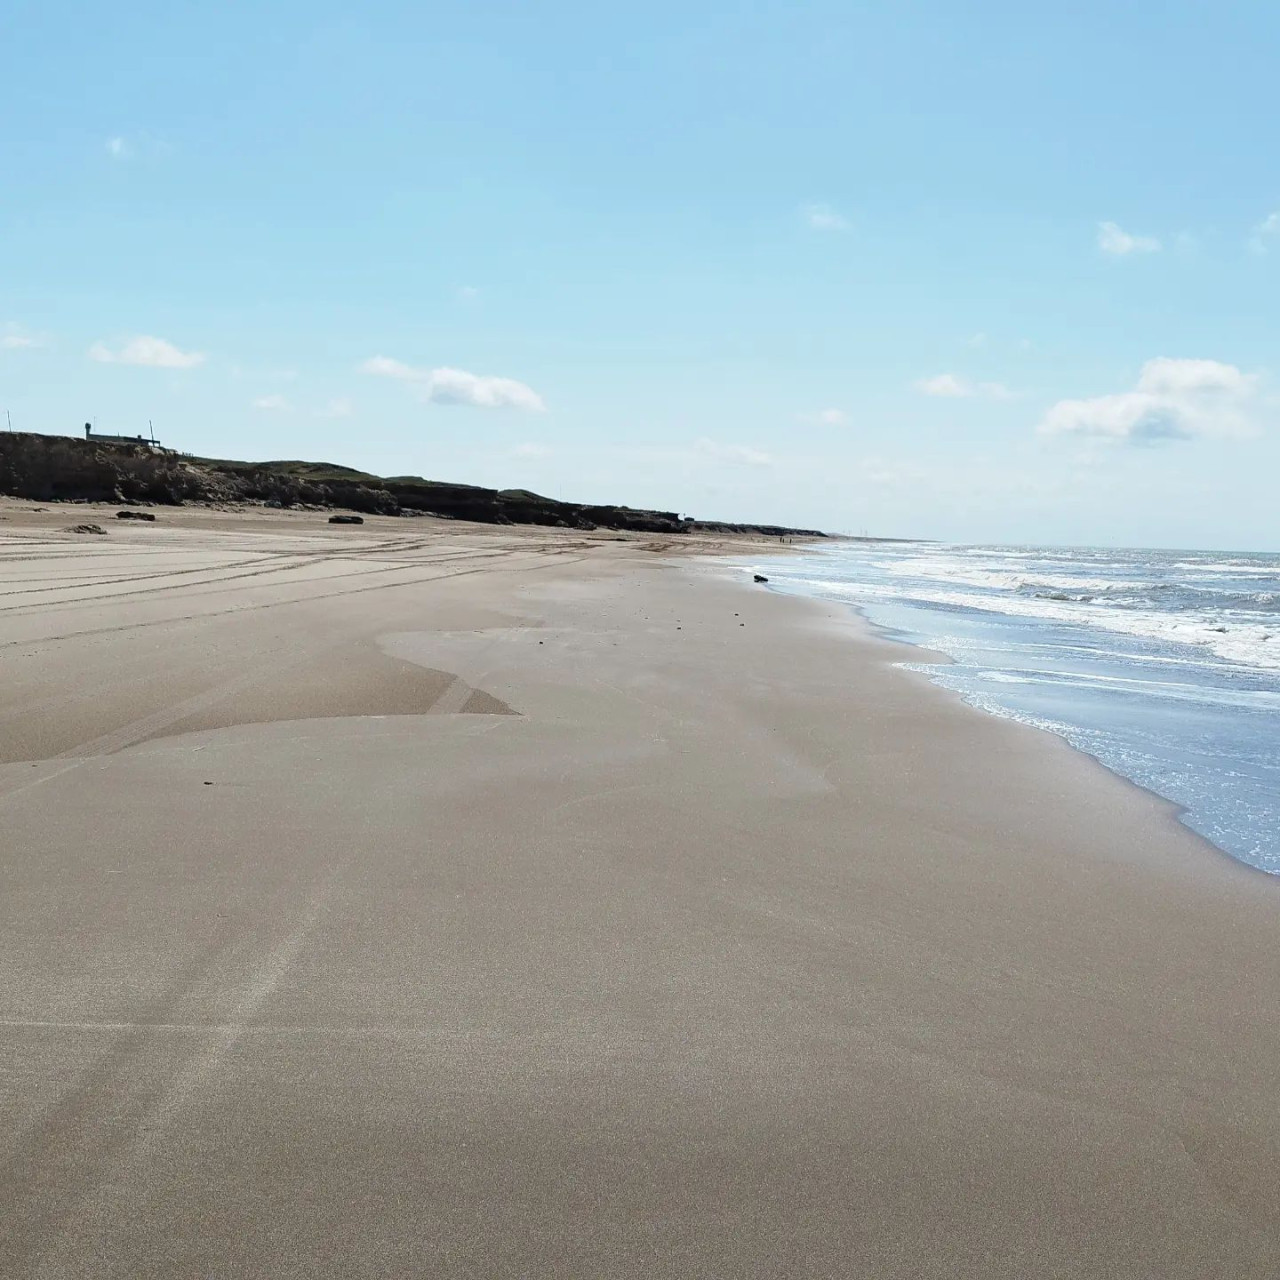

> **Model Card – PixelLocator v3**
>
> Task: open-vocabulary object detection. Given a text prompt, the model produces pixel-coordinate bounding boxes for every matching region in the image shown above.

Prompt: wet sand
[2,503,1278,1277]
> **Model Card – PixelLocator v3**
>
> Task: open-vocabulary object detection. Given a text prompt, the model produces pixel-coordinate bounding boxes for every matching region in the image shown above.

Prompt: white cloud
[89,335,205,368]
[512,442,550,458]
[457,285,480,303]
[917,374,1013,400]
[1248,211,1280,254]
[104,133,171,161]
[1,322,43,349]
[966,332,988,349]
[429,367,545,410]
[1136,356,1255,398]
[1037,357,1261,444]
[317,397,354,419]
[252,394,293,412]
[1097,220,1161,256]
[693,438,774,467]
[917,373,968,398]
[801,203,850,232]
[361,355,419,381]
[361,355,546,410]
[798,407,849,426]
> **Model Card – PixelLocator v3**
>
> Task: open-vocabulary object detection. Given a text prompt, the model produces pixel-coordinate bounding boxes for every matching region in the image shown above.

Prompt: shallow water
[749,541,1280,874]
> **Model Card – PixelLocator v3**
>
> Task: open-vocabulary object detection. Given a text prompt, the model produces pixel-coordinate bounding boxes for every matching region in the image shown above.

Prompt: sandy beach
[2,501,1278,1278]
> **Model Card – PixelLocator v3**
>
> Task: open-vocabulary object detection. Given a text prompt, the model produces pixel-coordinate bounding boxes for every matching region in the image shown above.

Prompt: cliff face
[0,433,825,538]
[0,434,209,505]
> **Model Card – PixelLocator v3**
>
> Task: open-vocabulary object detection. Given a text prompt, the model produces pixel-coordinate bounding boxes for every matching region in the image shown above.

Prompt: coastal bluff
[0,431,824,538]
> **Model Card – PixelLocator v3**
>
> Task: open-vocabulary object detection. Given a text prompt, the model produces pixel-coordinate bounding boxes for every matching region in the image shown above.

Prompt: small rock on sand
[67,523,107,535]
[116,510,156,522]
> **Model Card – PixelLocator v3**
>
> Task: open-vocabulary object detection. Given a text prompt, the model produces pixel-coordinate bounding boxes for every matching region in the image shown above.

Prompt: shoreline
[731,547,1279,878]
[710,556,1267,886]
[4,508,1280,1276]
[831,584,1268,878]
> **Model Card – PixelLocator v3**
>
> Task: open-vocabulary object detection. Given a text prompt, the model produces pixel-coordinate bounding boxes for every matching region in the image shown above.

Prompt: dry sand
[1,501,1278,1277]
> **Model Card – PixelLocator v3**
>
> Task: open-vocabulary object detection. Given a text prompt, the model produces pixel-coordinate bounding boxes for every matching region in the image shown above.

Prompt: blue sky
[3,0,1279,547]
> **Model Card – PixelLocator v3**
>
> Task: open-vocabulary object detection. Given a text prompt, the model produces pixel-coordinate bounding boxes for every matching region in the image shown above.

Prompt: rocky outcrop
[0,433,203,504]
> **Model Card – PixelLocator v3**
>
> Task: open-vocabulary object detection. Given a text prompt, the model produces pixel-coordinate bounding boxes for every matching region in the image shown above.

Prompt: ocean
[748,541,1280,874]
